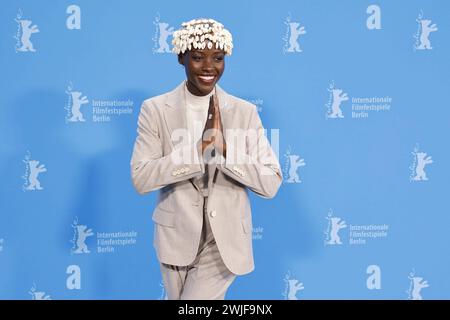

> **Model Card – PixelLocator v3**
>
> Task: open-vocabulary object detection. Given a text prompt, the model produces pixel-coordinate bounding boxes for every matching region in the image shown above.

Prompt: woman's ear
[178,53,184,66]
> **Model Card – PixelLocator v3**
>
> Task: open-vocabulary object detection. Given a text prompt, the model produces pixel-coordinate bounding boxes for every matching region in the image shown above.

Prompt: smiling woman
[174,18,231,97]
[130,17,282,300]
[178,48,225,96]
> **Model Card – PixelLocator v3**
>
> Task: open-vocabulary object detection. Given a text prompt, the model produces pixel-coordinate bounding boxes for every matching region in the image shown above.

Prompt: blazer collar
[163,80,232,144]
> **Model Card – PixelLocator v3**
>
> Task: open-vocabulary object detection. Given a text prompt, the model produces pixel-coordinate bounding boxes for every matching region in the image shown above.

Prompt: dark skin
[178,45,227,159]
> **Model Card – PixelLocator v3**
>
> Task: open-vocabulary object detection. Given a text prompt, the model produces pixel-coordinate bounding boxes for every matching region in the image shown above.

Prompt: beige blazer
[130,81,282,275]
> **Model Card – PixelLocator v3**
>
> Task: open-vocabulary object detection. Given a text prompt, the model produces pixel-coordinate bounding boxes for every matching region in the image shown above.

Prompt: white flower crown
[172,18,233,55]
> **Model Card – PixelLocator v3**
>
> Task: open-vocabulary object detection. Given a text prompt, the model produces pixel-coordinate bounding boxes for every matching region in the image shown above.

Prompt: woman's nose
[202,57,214,70]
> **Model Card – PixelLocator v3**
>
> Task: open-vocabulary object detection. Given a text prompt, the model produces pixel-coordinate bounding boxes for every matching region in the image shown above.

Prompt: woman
[130,18,282,300]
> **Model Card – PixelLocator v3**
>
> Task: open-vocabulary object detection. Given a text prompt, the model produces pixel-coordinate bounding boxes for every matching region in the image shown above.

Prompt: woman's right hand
[199,94,226,159]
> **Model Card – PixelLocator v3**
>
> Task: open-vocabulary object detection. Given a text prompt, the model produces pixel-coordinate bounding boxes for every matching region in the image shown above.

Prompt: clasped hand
[198,94,226,161]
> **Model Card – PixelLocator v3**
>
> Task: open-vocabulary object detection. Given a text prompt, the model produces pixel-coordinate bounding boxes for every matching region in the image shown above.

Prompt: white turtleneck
[184,82,214,145]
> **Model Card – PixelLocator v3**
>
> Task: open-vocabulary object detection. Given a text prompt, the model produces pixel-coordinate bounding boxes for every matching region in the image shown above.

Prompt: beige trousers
[159,196,236,300]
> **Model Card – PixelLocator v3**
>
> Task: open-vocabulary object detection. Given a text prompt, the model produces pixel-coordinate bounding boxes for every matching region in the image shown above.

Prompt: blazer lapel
[163,81,188,147]
[163,80,234,144]
[215,83,233,141]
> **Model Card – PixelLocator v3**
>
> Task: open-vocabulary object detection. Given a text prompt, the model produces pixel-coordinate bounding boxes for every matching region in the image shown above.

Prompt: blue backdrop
[1,0,449,300]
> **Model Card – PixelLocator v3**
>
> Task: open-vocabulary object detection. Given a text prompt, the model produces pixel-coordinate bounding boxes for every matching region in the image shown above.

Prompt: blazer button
[210,210,217,218]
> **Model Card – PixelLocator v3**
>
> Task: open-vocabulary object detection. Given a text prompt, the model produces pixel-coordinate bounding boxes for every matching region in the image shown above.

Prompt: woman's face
[178,44,225,96]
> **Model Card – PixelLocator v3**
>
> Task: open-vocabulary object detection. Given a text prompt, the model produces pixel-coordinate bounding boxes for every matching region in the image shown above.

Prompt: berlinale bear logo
[14,10,39,53]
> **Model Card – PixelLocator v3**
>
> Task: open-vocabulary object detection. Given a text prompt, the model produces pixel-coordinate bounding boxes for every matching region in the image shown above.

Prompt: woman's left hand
[211,94,227,158]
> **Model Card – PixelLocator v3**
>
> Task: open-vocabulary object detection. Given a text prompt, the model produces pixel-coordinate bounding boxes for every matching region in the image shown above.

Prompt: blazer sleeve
[218,104,283,198]
[130,101,205,195]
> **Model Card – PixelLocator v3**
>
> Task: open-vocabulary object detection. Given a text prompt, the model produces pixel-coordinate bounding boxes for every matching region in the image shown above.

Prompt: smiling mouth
[198,75,216,83]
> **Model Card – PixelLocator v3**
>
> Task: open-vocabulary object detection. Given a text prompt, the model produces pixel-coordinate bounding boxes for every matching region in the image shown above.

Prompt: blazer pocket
[152,207,176,228]
[241,216,252,234]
